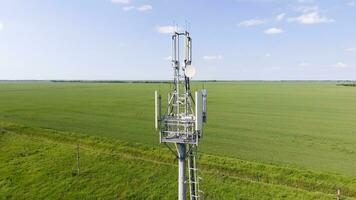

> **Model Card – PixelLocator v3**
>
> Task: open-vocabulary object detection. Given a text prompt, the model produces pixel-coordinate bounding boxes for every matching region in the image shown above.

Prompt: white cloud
[334,62,348,68]
[0,22,3,31]
[137,4,152,12]
[122,5,152,12]
[299,62,310,67]
[289,6,334,25]
[164,56,172,60]
[111,0,130,4]
[156,25,181,34]
[265,53,272,57]
[298,0,315,3]
[203,55,223,60]
[270,66,281,70]
[264,27,284,35]
[122,6,135,11]
[346,47,356,52]
[235,0,282,3]
[295,5,319,13]
[288,12,334,24]
[276,13,286,21]
[238,19,265,27]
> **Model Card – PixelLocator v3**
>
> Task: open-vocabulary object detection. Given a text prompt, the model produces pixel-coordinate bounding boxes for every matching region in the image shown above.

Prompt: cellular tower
[155,31,208,200]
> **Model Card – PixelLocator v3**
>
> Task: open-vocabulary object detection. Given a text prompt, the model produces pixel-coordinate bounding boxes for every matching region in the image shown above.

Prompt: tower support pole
[177,143,186,200]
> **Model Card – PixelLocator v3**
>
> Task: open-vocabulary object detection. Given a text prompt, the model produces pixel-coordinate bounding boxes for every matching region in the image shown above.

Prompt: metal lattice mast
[155,30,207,200]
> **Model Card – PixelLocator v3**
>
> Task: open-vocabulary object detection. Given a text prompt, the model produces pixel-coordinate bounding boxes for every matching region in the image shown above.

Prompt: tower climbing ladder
[188,145,202,200]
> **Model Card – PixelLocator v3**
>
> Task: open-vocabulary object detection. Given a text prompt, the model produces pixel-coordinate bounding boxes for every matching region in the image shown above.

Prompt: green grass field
[1,82,356,175]
[1,82,356,199]
[1,121,354,199]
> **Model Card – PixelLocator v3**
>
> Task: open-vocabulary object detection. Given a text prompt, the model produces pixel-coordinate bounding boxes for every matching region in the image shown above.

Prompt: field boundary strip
[1,120,356,199]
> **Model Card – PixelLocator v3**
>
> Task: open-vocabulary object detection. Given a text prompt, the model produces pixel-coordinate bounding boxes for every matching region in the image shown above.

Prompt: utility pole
[76,143,80,176]
[336,189,341,200]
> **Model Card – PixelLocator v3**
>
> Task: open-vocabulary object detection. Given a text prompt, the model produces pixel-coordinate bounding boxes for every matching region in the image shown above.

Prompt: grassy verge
[1,121,355,199]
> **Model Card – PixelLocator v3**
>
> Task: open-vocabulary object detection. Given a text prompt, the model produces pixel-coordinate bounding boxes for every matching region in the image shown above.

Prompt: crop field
[1,82,356,199]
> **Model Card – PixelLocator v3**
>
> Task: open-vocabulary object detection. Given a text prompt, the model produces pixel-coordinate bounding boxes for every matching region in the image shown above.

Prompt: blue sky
[0,0,355,80]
